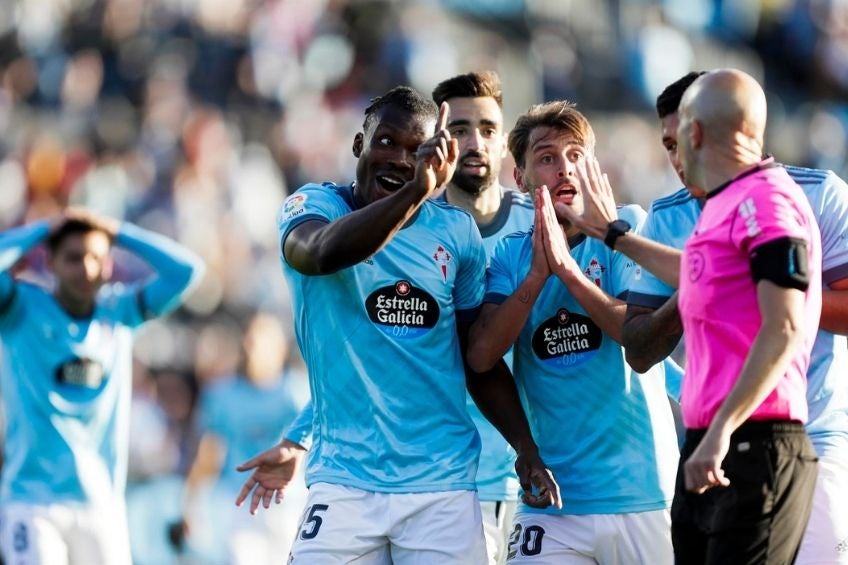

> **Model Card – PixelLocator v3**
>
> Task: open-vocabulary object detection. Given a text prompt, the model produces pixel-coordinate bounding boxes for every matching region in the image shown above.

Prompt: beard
[451,166,499,196]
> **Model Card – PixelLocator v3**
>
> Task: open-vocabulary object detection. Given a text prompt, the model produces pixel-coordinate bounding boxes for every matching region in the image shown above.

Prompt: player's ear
[352,133,363,158]
[691,120,703,150]
[513,166,528,193]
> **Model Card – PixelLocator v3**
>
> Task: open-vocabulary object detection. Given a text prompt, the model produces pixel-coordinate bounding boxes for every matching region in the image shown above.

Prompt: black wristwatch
[603,219,631,250]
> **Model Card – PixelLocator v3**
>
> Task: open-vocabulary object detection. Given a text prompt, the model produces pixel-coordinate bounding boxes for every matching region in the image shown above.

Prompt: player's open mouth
[376,174,407,192]
[553,184,577,202]
[461,158,488,176]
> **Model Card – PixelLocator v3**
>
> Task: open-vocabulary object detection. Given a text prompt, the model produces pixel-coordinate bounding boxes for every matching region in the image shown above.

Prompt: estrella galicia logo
[365,280,440,338]
[531,308,603,367]
[55,357,105,389]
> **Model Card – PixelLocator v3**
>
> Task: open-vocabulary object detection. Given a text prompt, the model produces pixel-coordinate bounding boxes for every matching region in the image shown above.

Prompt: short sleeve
[730,185,809,256]
[611,205,647,298]
[627,205,676,308]
[277,184,349,256]
[484,235,522,305]
[284,403,314,450]
[453,216,487,317]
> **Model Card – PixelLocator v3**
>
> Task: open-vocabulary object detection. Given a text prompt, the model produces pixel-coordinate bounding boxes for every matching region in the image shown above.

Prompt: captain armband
[749,237,810,291]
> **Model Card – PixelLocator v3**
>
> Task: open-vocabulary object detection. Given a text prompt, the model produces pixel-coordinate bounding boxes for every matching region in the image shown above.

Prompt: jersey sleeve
[817,172,848,285]
[484,235,521,305]
[276,184,348,258]
[627,205,676,308]
[284,402,314,450]
[115,222,204,324]
[730,184,811,256]
[611,205,647,298]
[453,216,487,318]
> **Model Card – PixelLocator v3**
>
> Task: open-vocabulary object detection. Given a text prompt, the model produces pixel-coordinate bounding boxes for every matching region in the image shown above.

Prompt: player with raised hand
[0,207,204,565]
[237,86,558,564]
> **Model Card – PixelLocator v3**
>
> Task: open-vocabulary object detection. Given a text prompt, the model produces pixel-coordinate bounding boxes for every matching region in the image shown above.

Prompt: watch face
[612,219,631,233]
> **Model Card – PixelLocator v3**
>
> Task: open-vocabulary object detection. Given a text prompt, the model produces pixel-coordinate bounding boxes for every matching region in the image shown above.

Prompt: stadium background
[0,0,846,562]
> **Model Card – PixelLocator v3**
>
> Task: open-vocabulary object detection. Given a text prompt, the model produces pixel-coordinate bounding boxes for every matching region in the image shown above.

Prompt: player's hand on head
[559,155,618,240]
[63,206,120,237]
[414,102,458,195]
[234,439,306,515]
[516,448,562,510]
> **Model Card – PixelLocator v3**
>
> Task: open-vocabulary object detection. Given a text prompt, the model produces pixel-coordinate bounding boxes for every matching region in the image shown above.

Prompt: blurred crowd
[2,0,848,562]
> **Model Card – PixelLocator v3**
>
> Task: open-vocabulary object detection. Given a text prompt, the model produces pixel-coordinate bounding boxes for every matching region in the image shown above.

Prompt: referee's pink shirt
[678,158,822,430]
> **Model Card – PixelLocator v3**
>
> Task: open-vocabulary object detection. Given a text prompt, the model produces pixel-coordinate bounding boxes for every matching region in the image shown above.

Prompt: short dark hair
[362,86,438,132]
[431,71,503,107]
[508,101,594,168]
[46,219,113,252]
[656,71,707,118]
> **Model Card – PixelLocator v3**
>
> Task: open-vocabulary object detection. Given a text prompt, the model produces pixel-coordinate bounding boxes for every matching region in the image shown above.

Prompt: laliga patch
[365,280,440,338]
[531,308,603,367]
[280,193,308,221]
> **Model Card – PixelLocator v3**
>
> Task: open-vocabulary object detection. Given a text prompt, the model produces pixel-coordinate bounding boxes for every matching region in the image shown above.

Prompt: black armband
[749,237,810,291]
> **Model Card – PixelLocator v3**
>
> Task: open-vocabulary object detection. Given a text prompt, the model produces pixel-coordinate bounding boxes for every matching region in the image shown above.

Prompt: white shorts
[797,453,848,564]
[0,501,131,565]
[481,500,517,565]
[288,482,487,564]
[506,509,672,565]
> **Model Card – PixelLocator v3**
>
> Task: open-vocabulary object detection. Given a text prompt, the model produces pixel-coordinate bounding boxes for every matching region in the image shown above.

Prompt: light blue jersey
[285,188,534,500]
[277,182,487,493]
[0,221,202,505]
[199,372,309,491]
[485,205,678,515]
[628,167,848,458]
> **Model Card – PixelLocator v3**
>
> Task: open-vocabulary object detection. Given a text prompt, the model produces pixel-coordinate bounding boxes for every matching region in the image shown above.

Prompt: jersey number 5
[299,504,330,540]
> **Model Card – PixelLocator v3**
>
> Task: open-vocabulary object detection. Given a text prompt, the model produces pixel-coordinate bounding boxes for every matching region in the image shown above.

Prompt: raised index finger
[437,102,449,132]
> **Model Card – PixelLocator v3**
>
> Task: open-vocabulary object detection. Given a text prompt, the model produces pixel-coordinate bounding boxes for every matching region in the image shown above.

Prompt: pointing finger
[437,102,449,132]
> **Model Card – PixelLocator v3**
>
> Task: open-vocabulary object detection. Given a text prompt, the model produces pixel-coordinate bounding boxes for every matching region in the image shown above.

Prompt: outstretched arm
[115,223,204,318]
[285,103,458,275]
[821,277,848,334]
[556,156,682,288]
[622,297,684,373]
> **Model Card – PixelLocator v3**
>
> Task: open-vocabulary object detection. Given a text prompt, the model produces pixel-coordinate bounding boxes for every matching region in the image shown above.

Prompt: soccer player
[624,71,848,564]
[269,71,533,565]
[0,208,203,565]
[181,312,309,564]
[432,70,533,565]
[559,69,822,564]
[467,101,679,564]
[236,86,559,563]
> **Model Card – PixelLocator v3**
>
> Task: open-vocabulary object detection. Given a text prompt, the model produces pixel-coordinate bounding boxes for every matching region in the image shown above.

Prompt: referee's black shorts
[671,420,818,565]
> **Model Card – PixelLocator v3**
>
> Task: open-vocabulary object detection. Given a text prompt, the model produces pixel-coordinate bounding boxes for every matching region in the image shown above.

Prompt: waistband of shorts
[686,419,806,443]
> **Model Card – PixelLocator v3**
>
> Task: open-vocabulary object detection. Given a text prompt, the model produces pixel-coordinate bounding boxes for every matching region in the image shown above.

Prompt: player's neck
[54,289,95,318]
[445,183,502,227]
